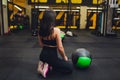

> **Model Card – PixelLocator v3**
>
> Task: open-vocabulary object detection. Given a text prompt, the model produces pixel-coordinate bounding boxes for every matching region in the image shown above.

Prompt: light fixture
[14,5,22,11]
[35,6,49,8]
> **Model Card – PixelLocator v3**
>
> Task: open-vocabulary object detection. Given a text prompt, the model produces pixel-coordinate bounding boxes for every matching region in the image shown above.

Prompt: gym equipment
[19,25,23,30]
[10,25,17,32]
[60,33,65,39]
[71,48,92,69]
[66,30,73,37]
[93,0,118,37]
[60,31,65,41]
[10,26,14,29]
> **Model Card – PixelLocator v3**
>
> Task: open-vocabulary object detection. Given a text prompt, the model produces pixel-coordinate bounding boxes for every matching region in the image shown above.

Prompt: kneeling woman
[37,9,73,78]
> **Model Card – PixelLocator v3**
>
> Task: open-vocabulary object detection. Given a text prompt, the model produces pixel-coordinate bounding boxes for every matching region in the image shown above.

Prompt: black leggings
[39,47,73,73]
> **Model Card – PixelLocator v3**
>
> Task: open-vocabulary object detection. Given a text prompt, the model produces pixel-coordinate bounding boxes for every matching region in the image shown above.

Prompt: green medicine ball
[19,25,23,30]
[72,48,92,69]
[60,31,65,42]
[60,33,65,39]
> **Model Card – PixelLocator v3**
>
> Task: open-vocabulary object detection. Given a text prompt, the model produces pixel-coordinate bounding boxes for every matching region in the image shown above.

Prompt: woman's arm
[55,28,68,61]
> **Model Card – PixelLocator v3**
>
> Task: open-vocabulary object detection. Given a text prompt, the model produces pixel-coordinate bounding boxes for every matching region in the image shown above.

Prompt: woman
[37,9,73,78]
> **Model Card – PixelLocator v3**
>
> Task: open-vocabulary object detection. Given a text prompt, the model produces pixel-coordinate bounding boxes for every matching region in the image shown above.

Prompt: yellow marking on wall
[31,0,34,2]
[56,0,82,4]
[64,13,67,26]
[39,12,44,19]
[31,0,47,3]
[8,3,13,11]
[71,0,82,4]
[73,15,79,26]
[56,11,64,20]
[14,0,26,3]
[14,7,20,13]
[93,0,102,4]
[68,26,77,28]
[30,0,114,5]
[56,0,68,3]
[13,0,26,8]
[56,26,65,28]
[56,26,77,28]
[40,0,47,3]
[118,0,120,4]
[10,13,14,20]
[89,13,96,29]
[10,9,19,20]
[35,0,38,2]
[112,26,120,29]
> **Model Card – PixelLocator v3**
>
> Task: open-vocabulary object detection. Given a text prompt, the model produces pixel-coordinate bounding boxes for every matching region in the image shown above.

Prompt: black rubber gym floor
[0,30,120,80]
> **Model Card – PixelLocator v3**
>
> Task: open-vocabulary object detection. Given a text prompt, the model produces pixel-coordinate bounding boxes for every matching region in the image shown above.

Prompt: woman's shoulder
[54,27,60,32]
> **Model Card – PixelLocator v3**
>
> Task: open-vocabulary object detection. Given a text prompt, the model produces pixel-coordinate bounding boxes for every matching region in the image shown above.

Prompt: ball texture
[72,48,92,69]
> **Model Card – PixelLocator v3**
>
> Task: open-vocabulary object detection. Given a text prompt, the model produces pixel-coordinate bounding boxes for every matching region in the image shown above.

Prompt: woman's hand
[63,55,68,61]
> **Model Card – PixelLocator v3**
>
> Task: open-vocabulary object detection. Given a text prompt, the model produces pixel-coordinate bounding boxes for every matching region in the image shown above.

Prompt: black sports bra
[42,39,57,46]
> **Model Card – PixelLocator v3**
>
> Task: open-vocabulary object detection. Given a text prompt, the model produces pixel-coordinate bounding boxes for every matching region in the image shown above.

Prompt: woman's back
[40,28,59,47]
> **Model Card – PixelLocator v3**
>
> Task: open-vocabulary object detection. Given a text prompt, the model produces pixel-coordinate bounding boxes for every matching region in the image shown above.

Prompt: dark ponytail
[39,9,56,37]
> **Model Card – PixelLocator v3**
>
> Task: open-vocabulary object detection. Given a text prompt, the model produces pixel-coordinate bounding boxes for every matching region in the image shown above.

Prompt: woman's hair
[39,9,56,37]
